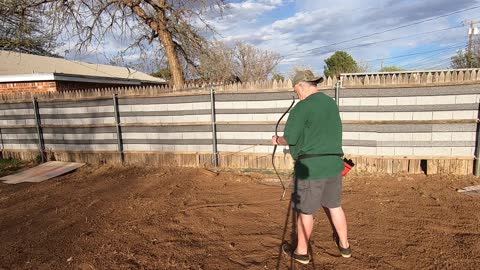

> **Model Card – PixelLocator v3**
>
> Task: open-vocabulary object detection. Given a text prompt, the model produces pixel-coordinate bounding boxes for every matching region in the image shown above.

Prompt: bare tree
[198,41,282,83]
[0,0,59,56]
[197,41,236,83]
[234,41,281,82]
[14,0,226,87]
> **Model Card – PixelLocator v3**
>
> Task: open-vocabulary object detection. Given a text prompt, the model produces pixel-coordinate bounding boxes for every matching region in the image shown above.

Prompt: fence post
[475,104,480,176]
[335,76,343,107]
[112,94,124,163]
[32,97,45,163]
[210,87,219,168]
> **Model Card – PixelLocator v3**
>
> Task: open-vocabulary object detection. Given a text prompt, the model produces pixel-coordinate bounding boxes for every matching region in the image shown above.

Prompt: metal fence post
[474,104,480,176]
[210,87,219,168]
[335,77,343,107]
[32,97,45,163]
[112,94,124,163]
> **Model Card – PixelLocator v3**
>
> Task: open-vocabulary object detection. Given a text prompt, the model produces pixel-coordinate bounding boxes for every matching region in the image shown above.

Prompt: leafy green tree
[451,49,480,69]
[378,66,405,72]
[324,51,359,77]
[151,68,172,81]
[272,73,285,82]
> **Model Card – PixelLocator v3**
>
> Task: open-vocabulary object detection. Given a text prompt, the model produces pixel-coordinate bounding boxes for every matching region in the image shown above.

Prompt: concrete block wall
[0,83,479,167]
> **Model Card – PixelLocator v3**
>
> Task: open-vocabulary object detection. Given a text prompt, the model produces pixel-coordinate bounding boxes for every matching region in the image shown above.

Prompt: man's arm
[272,135,288,145]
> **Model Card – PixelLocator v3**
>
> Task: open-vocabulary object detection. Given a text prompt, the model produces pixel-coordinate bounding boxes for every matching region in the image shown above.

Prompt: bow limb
[272,96,296,200]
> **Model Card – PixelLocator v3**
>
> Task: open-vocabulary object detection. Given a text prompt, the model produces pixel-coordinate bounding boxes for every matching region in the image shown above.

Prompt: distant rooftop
[0,50,166,85]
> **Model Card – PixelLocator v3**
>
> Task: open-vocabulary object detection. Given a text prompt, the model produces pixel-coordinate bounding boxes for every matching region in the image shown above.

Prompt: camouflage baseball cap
[292,69,324,86]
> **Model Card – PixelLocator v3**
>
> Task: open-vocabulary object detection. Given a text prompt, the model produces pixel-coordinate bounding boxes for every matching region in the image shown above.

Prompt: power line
[359,44,466,64]
[282,5,480,59]
[400,49,461,68]
[298,25,465,58]
[414,55,457,69]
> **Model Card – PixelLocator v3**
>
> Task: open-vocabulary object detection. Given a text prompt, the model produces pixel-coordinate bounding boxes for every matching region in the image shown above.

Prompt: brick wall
[0,81,57,94]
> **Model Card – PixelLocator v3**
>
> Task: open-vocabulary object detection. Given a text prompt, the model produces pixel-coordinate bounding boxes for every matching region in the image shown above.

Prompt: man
[271,70,351,265]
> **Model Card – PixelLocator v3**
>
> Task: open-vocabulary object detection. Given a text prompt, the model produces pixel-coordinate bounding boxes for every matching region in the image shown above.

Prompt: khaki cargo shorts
[292,174,342,215]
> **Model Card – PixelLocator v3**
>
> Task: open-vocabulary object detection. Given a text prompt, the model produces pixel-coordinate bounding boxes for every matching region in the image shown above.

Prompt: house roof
[0,50,166,85]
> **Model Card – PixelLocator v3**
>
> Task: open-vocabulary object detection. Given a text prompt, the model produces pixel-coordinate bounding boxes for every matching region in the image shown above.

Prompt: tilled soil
[0,165,479,270]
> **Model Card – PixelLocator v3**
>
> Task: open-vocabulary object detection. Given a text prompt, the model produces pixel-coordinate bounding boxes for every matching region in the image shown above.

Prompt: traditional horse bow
[272,96,295,200]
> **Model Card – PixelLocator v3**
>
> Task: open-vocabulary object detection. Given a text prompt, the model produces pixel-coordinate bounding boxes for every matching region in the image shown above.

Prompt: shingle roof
[0,50,166,84]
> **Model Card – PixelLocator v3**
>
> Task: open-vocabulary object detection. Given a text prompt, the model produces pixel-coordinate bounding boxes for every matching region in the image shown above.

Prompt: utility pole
[466,20,479,68]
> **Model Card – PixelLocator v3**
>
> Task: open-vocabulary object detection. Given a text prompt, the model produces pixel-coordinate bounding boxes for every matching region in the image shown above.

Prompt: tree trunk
[158,29,184,88]
[122,0,185,88]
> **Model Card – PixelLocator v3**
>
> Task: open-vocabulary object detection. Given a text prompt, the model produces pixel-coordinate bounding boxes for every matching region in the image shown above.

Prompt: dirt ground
[0,165,479,270]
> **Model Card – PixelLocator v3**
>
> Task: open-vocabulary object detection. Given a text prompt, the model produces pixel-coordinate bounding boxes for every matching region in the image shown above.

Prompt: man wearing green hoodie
[272,70,351,265]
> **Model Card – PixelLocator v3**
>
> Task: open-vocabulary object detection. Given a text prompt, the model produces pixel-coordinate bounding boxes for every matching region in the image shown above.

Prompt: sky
[57,0,480,76]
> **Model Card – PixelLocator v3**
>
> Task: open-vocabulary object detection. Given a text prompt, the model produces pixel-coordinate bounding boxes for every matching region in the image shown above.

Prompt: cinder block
[120,117,137,124]
[124,144,151,151]
[25,119,37,125]
[215,102,234,109]
[197,115,211,122]
[359,112,394,121]
[378,97,396,106]
[246,101,277,109]
[97,106,115,113]
[217,144,241,152]
[276,100,297,108]
[394,147,413,156]
[254,145,274,153]
[450,132,474,141]
[266,114,282,121]
[413,147,432,156]
[412,133,432,141]
[360,97,379,106]
[396,97,416,105]
[341,98,361,106]
[455,94,477,104]
[357,147,376,155]
[216,114,238,122]
[94,144,117,151]
[45,144,66,151]
[341,112,360,120]
[343,132,360,140]
[432,111,453,120]
[149,144,165,151]
[412,112,433,120]
[452,111,475,119]
[237,114,254,121]
[129,104,163,112]
[432,132,452,141]
[39,108,57,114]
[119,105,132,112]
[168,103,193,111]
[192,102,211,110]
[376,147,395,156]
[394,133,413,141]
[417,95,455,105]
[182,132,211,139]
[360,132,377,140]
[377,133,394,141]
[450,147,474,156]
[394,112,413,121]
[258,132,274,139]
[431,147,452,156]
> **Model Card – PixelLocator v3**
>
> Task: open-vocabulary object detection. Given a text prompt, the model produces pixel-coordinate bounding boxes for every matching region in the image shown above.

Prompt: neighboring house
[0,50,166,94]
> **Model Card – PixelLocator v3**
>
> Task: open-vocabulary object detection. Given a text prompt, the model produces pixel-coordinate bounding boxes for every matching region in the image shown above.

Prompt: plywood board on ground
[0,161,85,184]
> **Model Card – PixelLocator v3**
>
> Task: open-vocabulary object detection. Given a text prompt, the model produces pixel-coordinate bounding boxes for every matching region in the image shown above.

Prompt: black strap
[297,153,343,160]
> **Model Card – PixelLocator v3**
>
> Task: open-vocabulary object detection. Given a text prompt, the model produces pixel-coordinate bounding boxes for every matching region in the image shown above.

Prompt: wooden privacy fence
[1,69,479,175]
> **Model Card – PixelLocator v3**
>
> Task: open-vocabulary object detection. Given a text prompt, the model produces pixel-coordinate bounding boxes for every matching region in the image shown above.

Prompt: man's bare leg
[328,206,349,248]
[295,212,314,255]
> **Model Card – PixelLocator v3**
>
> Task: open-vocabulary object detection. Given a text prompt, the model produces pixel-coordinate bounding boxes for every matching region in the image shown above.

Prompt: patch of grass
[0,158,26,177]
